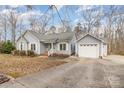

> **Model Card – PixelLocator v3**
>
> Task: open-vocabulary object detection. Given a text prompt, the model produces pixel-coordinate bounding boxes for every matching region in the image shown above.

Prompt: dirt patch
[0,54,67,78]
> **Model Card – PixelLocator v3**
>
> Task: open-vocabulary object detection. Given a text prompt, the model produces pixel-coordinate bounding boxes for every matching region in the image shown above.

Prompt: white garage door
[78,44,99,58]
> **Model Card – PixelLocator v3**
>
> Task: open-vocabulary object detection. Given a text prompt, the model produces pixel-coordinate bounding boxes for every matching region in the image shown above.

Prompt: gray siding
[76,35,103,57]
[40,42,46,54]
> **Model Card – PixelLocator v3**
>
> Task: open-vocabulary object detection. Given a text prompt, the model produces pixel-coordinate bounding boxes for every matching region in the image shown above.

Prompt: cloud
[76,5,94,13]
[55,5,63,11]
[19,10,49,20]
[1,9,11,14]
[0,8,18,16]
[76,5,102,14]
[9,5,20,8]
[20,10,42,18]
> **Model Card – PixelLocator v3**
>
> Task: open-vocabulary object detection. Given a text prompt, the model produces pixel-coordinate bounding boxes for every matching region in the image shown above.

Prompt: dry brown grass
[0,54,67,78]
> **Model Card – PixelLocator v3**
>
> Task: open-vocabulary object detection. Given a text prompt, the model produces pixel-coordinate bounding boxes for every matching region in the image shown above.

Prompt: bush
[12,50,20,56]
[1,41,15,54]
[27,50,35,57]
[0,42,3,53]
[19,50,26,56]
[116,51,124,55]
[13,50,36,57]
[49,53,69,58]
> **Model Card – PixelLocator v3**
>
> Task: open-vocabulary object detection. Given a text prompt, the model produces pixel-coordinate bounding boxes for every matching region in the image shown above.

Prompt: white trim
[29,43,37,52]
[78,43,99,58]
[58,42,68,51]
[76,33,106,43]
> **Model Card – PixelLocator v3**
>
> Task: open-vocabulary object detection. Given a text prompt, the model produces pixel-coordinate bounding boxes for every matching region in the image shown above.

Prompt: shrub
[1,41,15,54]
[12,50,20,56]
[49,53,69,58]
[19,50,26,56]
[0,42,3,53]
[116,51,124,55]
[27,50,35,57]
[12,50,36,57]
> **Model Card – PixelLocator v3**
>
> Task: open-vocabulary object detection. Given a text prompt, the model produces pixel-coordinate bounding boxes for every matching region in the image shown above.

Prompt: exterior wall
[100,43,108,57]
[57,42,71,55]
[76,35,101,57]
[16,31,46,55]
[48,41,72,55]
[40,42,46,54]
[69,35,76,54]
[103,44,107,56]
[49,35,75,55]
[16,38,28,51]
[24,31,43,54]
[100,42,103,57]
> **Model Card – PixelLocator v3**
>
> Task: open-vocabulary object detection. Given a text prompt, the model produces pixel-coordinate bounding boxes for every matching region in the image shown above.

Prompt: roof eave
[76,33,107,43]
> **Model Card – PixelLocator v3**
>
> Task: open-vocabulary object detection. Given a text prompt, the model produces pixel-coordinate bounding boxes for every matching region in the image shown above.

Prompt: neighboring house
[16,30,75,56]
[16,30,107,58]
[75,34,107,58]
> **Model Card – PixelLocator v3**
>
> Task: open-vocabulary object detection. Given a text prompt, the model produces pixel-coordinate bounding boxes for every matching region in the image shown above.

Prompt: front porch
[45,43,57,56]
[45,42,70,56]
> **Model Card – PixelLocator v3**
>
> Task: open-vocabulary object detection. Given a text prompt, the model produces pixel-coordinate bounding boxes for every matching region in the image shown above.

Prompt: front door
[45,43,52,51]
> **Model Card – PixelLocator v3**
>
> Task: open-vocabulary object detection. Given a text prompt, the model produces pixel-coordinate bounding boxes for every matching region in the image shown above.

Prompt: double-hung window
[20,42,24,50]
[21,44,23,50]
[31,44,36,51]
[60,43,66,51]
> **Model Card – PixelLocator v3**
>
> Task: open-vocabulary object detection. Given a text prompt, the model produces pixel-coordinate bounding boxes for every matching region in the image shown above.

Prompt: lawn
[0,54,67,78]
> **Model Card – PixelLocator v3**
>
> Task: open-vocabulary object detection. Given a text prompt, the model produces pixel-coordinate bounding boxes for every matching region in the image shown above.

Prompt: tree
[76,6,103,34]
[7,9,19,46]
[103,6,119,54]
[1,40,15,54]
[0,13,8,42]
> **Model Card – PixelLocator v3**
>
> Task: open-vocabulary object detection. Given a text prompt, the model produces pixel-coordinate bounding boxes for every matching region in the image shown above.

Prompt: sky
[0,5,124,40]
[0,5,124,26]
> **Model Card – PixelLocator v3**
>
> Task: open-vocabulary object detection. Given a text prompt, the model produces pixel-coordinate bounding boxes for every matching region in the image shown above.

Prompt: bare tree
[76,6,103,34]
[103,6,119,54]
[7,9,19,46]
[0,13,8,42]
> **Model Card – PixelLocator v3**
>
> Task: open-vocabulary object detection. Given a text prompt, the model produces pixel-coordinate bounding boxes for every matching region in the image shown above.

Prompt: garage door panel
[78,44,99,58]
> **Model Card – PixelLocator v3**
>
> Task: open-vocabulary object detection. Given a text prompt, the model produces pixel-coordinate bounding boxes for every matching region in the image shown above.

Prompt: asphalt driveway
[1,55,124,88]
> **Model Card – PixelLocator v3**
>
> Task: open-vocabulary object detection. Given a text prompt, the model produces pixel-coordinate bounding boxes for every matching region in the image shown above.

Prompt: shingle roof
[29,30,74,43]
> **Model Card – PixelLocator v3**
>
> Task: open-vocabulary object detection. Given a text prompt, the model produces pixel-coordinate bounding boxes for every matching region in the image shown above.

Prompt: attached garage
[76,34,107,58]
[78,44,99,58]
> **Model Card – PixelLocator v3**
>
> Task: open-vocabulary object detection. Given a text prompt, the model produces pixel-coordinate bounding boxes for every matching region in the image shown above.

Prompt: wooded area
[0,5,124,55]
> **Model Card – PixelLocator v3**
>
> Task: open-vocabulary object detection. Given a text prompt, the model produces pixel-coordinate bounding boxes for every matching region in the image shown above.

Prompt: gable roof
[40,31,74,43]
[17,30,74,43]
[76,33,107,44]
[16,31,29,43]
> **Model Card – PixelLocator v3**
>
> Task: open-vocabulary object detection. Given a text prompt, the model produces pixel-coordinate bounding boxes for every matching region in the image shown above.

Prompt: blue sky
[0,5,124,40]
[1,5,124,26]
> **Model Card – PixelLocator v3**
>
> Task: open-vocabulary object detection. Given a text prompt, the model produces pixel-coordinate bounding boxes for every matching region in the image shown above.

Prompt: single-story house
[16,30,107,58]
[16,30,75,56]
[75,34,107,58]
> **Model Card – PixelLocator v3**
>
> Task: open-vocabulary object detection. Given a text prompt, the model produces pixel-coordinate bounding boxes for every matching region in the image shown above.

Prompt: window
[20,42,24,50]
[60,44,66,51]
[94,44,97,46]
[31,44,36,51]
[20,44,23,50]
